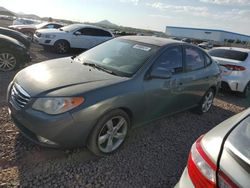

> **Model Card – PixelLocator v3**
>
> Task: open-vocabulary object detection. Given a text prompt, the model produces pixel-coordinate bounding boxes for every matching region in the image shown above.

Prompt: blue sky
[1,0,250,35]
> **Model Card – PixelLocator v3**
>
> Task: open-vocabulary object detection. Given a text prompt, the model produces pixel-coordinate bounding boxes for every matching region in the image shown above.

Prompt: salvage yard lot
[0,28,250,187]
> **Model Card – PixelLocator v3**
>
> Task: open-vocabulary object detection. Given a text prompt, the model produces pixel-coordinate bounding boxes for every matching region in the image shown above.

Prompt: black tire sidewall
[54,40,69,54]
[87,109,130,156]
[242,82,250,98]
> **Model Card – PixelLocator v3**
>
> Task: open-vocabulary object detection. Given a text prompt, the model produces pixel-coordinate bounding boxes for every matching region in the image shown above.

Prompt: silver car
[209,47,250,97]
[175,108,250,188]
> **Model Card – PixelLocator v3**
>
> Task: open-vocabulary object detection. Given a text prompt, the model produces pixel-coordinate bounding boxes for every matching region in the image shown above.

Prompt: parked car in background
[208,47,250,97]
[9,22,64,39]
[198,41,213,49]
[12,18,41,26]
[33,24,114,53]
[0,27,31,48]
[7,36,220,156]
[175,108,250,188]
[181,38,192,43]
[0,34,31,71]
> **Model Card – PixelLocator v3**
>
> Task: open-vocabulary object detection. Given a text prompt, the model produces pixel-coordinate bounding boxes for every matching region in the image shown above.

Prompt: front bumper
[8,96,95,148]
[33,35,55,46]
[175,168,194,188]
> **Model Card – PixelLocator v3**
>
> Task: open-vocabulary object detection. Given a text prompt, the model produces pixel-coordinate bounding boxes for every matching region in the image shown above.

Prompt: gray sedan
[7,36,220,155]
[175,108,250,188]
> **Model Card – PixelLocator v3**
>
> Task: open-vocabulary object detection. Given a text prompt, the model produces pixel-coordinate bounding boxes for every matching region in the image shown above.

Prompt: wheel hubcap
[0,53,16,71]
[57,43,67,53]
[98,116,128,153]
[202,91,214,113]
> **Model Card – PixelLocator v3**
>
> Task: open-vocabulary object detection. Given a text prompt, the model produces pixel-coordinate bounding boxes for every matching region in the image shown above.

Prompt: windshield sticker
[133,44,151,51]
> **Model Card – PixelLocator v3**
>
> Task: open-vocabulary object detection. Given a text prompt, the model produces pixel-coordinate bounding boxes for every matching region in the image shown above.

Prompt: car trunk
[217,116,250,187]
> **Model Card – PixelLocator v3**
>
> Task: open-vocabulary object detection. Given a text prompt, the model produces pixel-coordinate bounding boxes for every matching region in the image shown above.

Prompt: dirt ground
[0,20,250,187]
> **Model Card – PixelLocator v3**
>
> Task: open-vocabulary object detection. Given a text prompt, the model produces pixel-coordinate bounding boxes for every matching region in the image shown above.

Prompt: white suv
[208,47,250,97]
[34,24,114,53]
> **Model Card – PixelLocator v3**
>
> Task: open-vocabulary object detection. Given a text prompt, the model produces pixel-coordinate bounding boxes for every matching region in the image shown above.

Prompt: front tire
[196,88,215,114]
[54,40,70,54]
[87,109,130,156]
[0,52,17,72]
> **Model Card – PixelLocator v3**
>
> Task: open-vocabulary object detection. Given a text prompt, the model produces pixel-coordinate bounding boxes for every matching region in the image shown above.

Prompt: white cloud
[147,2,208,12]
[200,0,250,5]
[147,2,208,15]
[120,0,140,5]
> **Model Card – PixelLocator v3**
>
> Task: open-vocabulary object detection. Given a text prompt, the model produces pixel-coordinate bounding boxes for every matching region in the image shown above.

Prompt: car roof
[68,23,112,31]
[119,36,183,47]
[212,47,250,53]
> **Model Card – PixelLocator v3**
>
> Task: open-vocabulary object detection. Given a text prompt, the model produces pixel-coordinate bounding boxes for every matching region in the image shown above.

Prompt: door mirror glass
[150,68,172,79]
[74,31,81,35]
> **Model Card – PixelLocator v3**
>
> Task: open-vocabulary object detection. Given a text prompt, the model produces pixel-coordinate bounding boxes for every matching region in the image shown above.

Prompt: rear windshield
[226,116,250,168]
[208,49,248,61]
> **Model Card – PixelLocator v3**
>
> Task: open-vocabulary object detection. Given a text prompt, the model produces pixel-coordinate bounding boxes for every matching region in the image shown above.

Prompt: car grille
[10,83,31,109]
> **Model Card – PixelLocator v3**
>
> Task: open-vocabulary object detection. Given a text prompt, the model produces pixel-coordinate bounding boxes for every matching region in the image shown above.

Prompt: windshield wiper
[83,62,118,75]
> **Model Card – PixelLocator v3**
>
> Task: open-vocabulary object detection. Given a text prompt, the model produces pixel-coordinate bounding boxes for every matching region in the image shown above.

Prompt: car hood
[36,28,65,35]
[14,57,125,97]
[0,34,25,48]
[9,24,36,29]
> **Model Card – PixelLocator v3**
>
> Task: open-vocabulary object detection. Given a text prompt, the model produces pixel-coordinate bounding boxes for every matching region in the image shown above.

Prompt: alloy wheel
[202,91,214,113]
[0,53,17,71]
[56,42,68,53]
[98,116,128,153]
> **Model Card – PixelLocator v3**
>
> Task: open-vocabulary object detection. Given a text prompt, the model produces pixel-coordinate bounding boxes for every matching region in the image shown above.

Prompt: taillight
[218,169,238,188]
[222,64,246,71]
[187,136,217,188]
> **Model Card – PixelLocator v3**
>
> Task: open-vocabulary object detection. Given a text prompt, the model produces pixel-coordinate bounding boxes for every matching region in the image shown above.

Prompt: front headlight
[44,34,56,39]
[32,97,84,115]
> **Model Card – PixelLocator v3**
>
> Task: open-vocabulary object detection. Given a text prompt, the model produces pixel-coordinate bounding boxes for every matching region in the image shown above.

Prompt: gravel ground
[1,37,250,187]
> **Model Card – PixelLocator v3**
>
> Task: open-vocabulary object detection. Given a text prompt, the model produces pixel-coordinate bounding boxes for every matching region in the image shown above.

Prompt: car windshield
[60,24,80,32]
[226,116,250,170]
[208,49,248,61]
[77,38,159,77]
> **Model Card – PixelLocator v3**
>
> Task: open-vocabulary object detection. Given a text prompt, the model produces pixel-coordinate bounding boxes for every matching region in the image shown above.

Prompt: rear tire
[54,40,70,54]
[241,82,250,98]
[87,109,130,156]
[195,88,215,114]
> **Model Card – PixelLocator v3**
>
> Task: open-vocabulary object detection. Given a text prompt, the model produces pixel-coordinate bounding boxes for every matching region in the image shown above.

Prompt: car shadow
[217,90,250,109]
[11,103,241,187]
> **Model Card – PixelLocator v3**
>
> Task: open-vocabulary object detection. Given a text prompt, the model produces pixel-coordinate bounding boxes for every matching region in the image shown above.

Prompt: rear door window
[79,28,112,37]
[208,49,248,61]
[184,46,205,71]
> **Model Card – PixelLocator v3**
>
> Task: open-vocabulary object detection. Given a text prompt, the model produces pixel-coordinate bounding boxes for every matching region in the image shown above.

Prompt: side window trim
[204,53,213,67]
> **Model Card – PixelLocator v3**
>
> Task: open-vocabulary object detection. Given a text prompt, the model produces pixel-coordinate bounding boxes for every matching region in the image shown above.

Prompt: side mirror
[150,68,172,79]
[74,31,81,36]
